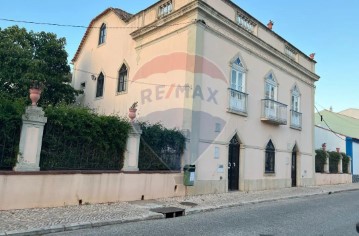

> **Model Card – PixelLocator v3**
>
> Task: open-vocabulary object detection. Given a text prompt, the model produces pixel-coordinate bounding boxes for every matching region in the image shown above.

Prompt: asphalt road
[51,190,359,236]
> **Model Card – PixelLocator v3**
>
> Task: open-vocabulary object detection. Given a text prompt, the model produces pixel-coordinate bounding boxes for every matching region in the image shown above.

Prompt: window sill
[290,125,302,131]
[264,172,276,177]
[95,96,104,100]
[97,42,106,48]
[116,91,128,96]
[227,108,248,117]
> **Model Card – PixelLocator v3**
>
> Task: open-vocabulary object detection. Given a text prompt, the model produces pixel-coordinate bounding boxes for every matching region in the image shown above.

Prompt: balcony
[261,99,287,125]
[228,88,248,115]
[290,110,302,130]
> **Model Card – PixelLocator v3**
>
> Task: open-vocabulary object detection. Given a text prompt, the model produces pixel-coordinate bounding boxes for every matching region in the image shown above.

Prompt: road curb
[2,213,164,236]
[186,188,359,216]
[2,188,358,235]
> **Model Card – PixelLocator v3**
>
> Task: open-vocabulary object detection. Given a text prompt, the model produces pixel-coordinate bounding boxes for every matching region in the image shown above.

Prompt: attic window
[158,1,173,18]
[236,13,255,33]
[99,23,106,45]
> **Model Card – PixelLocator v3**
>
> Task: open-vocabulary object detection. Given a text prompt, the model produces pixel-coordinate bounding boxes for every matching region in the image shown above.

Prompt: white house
[315,109,359,179]
[72,0,320,193]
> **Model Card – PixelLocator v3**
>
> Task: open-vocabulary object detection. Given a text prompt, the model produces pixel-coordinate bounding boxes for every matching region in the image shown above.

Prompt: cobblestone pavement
[1,183,358,235]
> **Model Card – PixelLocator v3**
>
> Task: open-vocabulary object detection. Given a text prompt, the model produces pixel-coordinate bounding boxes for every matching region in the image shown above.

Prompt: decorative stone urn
[322,143,326,151]
[128,102,138,123]
[267,20,274,30]
[29,88,41,106]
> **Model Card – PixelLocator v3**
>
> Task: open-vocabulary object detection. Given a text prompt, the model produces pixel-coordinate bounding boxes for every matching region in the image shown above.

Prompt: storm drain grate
[150,207,185,218]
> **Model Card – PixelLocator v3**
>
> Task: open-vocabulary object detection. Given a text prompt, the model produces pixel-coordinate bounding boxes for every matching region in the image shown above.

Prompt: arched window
[230,57,245,92]
[96,72,104,98]
[291,85,301,128]
[265,140,275,173]
[99,23,106,45]
[228,55,248,114]
[117,64,128,93]
[265,72,277,101]
[291,85,300,112]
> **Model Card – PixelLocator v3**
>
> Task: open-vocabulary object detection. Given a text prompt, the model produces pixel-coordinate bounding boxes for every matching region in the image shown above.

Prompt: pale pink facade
[72,0,320,193]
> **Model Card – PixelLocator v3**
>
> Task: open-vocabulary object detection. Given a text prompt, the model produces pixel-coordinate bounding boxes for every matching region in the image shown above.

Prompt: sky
[0,0,358,112]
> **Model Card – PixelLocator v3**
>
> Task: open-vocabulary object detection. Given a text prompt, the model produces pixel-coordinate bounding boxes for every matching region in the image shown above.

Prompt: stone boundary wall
[315,173,352,186]
[0,171,184,210]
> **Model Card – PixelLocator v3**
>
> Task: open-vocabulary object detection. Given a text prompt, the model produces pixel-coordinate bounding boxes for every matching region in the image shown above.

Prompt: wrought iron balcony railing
[290,110,302,130]
[228,88,248,115]
[261,99,287,125]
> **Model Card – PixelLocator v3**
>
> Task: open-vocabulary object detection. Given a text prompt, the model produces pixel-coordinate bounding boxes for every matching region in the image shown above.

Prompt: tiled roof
[113,8,133,22]
[315,109,359,139]
[71,8,133,63]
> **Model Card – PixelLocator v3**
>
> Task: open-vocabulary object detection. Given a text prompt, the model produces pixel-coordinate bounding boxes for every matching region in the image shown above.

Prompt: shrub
[315,149,327,173]
[40,105,131,170]
[0,94,26,169]
[329,151,341,173]
[341,152,350,173]
[138,122,185,171]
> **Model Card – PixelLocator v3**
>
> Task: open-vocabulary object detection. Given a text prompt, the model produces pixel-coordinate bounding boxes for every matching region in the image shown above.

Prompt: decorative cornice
[196,1,319,83]
[130,0,199,39]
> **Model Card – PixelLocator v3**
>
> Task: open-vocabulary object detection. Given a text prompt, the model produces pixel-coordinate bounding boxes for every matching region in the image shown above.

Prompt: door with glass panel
[265,78,276,118]
[291,94,300,127]
[230,66,245,112]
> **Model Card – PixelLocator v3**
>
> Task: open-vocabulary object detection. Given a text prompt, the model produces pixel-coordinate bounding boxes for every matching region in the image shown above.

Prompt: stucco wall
[72,1,318,193]
[314,126,346,152]
[315,173,352,186]
[0,172,184,210]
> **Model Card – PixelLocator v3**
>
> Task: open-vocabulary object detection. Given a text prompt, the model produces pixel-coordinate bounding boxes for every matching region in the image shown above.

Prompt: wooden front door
[228,136,240,191]
[291,147,297,187]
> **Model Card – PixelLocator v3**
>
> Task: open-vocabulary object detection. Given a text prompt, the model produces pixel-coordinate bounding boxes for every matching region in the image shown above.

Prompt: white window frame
[291,85,300,112]
[230,58,246,92]
[265,72,278,101]
[158,1,173,18]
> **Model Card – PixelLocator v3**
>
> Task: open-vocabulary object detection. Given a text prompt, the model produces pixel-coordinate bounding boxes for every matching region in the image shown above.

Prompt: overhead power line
[314,105,346,141]
[0,18,195,29]
[73,68,190,88]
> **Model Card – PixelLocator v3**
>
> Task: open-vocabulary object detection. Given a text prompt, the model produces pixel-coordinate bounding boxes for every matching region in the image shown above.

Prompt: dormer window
[158,1,173,18]
[99,23,106,45]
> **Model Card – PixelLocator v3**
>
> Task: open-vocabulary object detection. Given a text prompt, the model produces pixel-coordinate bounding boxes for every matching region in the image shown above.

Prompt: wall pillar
[338,154,343,174]
[14,106,47,171]
[122,123,142,171]
[348,157,352,174]
[324,152,330,173]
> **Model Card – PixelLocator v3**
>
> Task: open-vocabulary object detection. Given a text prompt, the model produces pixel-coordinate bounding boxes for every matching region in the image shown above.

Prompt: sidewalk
[1,183,358,236]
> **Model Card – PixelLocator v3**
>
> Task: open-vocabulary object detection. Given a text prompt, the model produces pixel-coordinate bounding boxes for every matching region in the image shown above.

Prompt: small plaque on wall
[217,164,224,173]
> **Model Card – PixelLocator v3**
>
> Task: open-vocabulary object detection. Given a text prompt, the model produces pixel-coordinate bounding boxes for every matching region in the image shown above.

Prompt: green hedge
[329,151,341,173]
[341,152,350,173]
[138,122,185,171]
[40,105,131,170]
[315,149,327,173]
[0,94,25,169]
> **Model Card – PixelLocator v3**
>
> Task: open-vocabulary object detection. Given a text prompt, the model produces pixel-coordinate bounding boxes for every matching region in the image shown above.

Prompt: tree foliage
[0,26,81,106]
[0,94,26,169]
